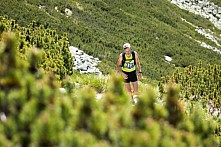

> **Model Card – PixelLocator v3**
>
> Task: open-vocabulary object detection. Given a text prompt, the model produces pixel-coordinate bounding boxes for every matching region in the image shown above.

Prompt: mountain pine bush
[160,62,221,117]
[0,16,74,80]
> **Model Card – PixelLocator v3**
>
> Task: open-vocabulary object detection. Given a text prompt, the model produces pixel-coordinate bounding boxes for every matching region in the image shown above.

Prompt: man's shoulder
[120,51,126,56]
[132,50,137,55]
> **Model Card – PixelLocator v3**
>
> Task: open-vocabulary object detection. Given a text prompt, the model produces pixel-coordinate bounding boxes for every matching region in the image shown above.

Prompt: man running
[116,43,142,101]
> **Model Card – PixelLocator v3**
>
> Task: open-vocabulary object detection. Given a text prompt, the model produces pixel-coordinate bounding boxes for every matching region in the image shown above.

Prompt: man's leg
[131,81,138,104]
[125,83,132,94]
[132,81,138,94]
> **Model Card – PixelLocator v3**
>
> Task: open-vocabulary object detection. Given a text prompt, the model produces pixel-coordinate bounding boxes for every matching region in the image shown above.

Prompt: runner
[116,43,142,103]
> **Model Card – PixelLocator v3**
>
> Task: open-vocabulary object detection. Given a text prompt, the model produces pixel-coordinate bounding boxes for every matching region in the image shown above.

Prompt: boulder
[65,8,72,16]
[165,56,172,62]
[78,63,88,71]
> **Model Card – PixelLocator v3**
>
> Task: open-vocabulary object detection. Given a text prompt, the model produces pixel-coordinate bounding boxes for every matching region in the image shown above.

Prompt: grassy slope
[1,0,221,80]
[210,0,221,6]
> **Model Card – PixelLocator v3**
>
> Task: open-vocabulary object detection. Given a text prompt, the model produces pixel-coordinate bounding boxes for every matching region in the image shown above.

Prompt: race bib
[125,62,134,69]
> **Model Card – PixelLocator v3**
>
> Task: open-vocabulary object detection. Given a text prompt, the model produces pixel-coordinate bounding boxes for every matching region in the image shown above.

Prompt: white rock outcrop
[69,46,102,75]
[196,27,221,47]
[170,0,221,30]
[181,18,221,54]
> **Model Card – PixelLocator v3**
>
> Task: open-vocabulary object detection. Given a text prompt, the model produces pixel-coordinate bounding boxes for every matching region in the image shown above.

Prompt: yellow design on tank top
[122,54,136,72]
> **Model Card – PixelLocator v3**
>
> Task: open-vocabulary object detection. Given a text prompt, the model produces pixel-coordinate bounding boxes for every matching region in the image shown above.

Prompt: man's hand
[122,73,128,79]
[138,72,143,79]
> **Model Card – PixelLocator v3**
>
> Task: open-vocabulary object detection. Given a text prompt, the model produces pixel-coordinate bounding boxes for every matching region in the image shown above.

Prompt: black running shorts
[123,70,138,83]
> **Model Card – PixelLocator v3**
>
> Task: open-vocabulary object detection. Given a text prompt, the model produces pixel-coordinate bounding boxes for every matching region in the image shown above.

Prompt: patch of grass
[71,72,108,93]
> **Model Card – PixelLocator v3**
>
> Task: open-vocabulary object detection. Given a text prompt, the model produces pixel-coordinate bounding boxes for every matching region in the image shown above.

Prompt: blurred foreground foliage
[0,32,220,147]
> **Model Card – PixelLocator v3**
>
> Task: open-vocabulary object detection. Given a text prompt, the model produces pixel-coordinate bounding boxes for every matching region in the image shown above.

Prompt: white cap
[123,43,131,49]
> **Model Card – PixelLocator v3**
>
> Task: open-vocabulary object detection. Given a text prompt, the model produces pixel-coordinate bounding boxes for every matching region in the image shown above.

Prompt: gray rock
[87,68,97,73]
[165,56,172,62]
[79,63,88,71]
[215,14,221,19]
[94,58,100,61]
[76,51,83,56]
[73,67,78,70]
[80,70,88,74]
[69,46,78,56]
[65,8,72,16]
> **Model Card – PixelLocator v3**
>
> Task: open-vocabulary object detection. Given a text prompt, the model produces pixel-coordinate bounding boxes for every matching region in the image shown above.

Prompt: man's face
[124,48,131,55]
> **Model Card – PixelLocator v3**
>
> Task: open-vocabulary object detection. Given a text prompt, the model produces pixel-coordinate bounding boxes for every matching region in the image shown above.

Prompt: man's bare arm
[117,55,128,79]
[116,55,123,72]
[135,53,141,73]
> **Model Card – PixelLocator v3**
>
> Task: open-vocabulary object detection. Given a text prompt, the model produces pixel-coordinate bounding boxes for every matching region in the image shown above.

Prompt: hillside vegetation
[1,0,221,80]
[0,0,221,146]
